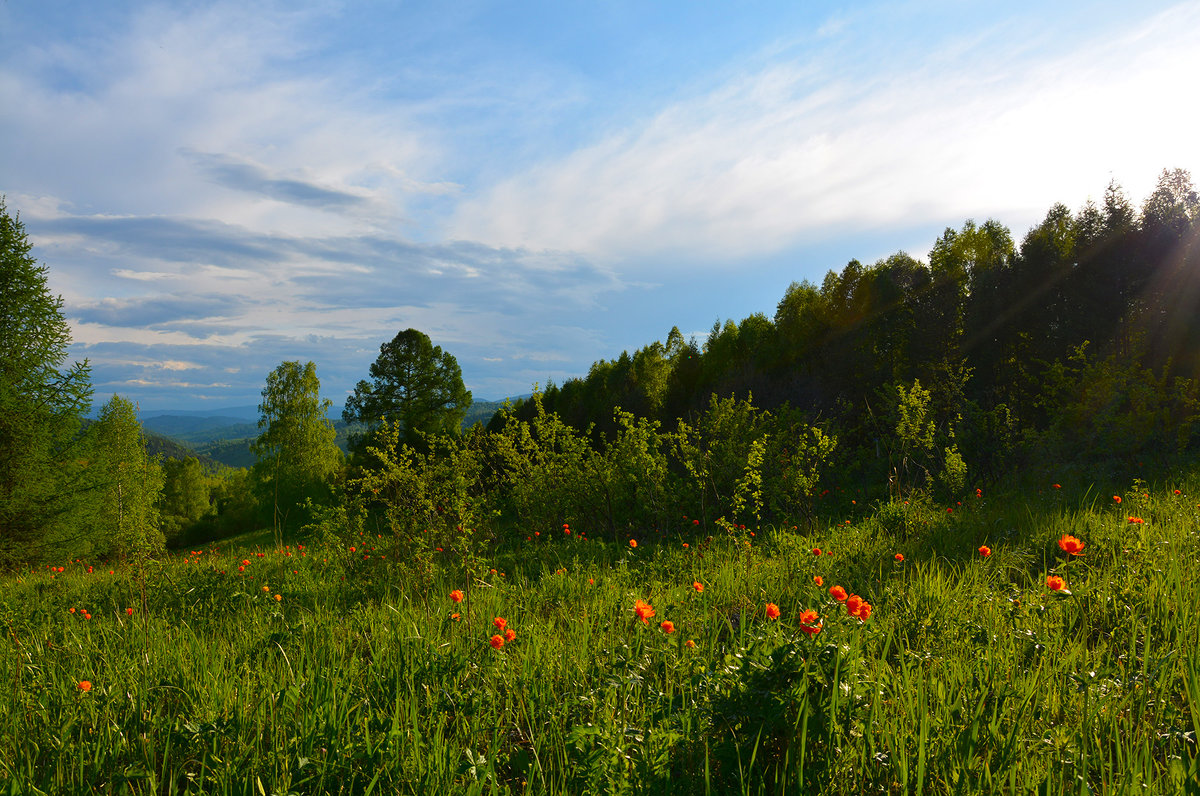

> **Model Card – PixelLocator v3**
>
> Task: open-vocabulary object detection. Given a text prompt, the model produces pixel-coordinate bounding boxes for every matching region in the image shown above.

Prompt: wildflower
[274,594,281,602]
[262,585,270,593]
[1046,575,1066,591]
[660,620,675,634]
[1053,484,1061,489]
[813,575,823,586]
[450,589,464,603]
[799,609,819,626]
[504,628,517,642]
[800,622,823,637]
[682,543,689,549]
[1058,535,1085,555]
[692,519,700,525]
[493,617,507,630]
[978,545,991,557]
[451,612,460,621]
[1128,516,1144,524]
[349,546,356,553]
[693,581,704,593]
[812,548,821,556]
[894,553,904,562]
[68,608,76,614]
[126,608,133,616]
[78,681,92,692]
[1174,489,1181,495]
[685,639,696,649]
[765,603,781,620]
[846,594,863,615]
[629,539,637,548]
[489,635,504,650]
[634,600,656,624]
[1113,496,1121,504]
[588,578,594,585]
[829,585,848,602]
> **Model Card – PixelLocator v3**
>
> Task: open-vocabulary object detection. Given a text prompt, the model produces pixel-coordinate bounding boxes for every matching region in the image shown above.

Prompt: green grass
[3,479,1200,793]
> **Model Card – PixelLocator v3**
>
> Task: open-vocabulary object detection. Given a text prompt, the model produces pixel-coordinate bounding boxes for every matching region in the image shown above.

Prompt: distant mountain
[139,405,261,422]
[141,415,259,444]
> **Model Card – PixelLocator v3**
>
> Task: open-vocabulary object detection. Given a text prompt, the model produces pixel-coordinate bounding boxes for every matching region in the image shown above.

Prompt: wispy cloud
[451,3,1200,261]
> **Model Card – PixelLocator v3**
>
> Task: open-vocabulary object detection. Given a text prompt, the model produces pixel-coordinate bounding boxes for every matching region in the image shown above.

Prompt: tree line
[2,168,1197,566]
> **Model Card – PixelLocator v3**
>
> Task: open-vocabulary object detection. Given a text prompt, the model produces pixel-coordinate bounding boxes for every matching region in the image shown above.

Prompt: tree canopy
[343,329,472,446]
[0,198,92,565]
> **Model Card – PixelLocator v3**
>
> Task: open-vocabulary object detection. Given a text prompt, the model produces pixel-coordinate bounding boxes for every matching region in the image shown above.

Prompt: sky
[3,0,1199,412]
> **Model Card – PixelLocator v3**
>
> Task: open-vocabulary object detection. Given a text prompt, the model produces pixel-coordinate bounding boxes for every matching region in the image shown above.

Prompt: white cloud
[450,3,1200,262]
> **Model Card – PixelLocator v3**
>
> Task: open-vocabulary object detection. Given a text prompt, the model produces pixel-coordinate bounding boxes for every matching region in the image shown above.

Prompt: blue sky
[3,1,1198,411]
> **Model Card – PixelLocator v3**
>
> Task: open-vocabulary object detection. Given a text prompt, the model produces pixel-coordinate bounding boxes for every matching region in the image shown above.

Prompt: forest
[4,169,1198,563]
[2,170,1200,793]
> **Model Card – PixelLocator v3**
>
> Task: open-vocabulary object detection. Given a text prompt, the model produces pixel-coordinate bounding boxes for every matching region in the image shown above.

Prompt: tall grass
[2,479,1199,793]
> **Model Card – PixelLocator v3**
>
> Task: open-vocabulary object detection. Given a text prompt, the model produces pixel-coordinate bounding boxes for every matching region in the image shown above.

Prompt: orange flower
[274,594,282,602]
[829,585,847,602]
[894,553,904,562]
[978,545,991,557]
[493,617,507,630]
[1127,516,1144,524]
[799,609,819,625]
[693,581,704,593]
[451,612,460,621]
[1046,575,1066,591]
[504,628,517,642]
[660,620,675,634]
[450,589,464,603]
[1053,484,1061,489]
[629,539,637,548]
[634,600,656,624]
[489,634,505,650]
[1113,495,1121,504]
[846,594,863,615]
[812,548,821,556]
[1058,535,1085,555]
[685,639,696,649]
[78,680,92,692]
[800,622,822,637]
[765,603,781,620]
[813,575,823,587]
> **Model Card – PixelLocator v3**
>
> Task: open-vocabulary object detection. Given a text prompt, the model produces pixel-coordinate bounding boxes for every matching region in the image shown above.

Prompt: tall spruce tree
[0,198,92,566]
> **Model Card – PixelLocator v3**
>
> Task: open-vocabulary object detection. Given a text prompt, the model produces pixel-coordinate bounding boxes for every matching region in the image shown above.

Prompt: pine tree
[0,198,92,566]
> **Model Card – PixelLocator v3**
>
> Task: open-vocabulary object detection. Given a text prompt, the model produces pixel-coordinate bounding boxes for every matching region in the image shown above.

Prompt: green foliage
[158,457,211,543]
[0,198,93,566]
[252,361,342,543]
[343,328,472,447]
[90,396,165,559]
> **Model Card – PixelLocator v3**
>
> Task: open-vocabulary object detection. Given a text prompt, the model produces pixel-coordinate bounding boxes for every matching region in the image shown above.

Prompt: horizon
[4,1,1199,412]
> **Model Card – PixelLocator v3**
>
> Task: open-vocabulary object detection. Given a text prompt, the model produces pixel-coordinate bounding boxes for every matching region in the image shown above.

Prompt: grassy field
[2,478,1200,794]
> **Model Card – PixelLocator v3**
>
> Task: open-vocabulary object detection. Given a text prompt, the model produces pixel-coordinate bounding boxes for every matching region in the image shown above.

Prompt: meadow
[3,477,1200,795]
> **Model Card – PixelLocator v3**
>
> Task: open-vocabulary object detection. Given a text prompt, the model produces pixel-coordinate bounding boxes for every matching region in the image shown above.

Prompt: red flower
[685,639,696,649]
[813,575,823,586]
[765,603,781,620]
[634,600,656,624]
[629,539,637,548]
[978,545,991,557]
[692,519,700,525]
[78,680,92,692]
[829,585,847,602]
[1046,575,1066,591]
[504,628,517,642]
[450,612,460,621]
[894,553,904,562]
[799,609,819,626]
[1113,495,1121,504]
[493,617,507,630]
[1058,535,1085,555]
[693,581,704,593]
[450,589,464,603]
[126,608,133,616]
[489,635,504,650]
[660,620,675,634]
[812,548,821,556]
[1127,516,1144,524]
